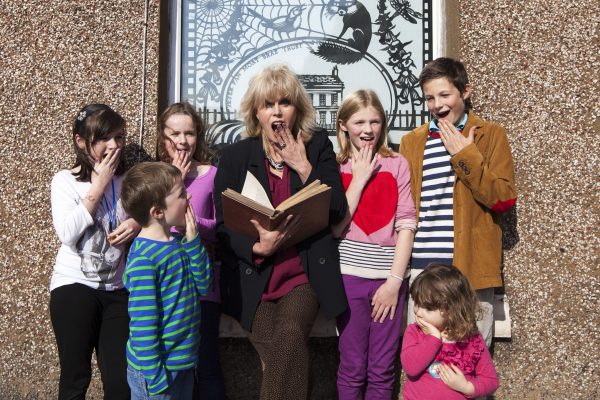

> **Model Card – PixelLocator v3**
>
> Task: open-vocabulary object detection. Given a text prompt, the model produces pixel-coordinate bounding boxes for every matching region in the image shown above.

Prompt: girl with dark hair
[49,103,139,399]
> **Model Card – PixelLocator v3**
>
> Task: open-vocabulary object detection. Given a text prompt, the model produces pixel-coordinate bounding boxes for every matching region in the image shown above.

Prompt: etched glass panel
[177,0,433,148]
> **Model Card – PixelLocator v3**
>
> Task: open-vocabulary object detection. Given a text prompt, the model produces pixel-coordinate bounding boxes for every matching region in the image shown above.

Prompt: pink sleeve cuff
[395,218,417,232]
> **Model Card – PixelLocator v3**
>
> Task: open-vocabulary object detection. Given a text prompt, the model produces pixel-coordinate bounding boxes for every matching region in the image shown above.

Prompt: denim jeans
[127,366,193,400]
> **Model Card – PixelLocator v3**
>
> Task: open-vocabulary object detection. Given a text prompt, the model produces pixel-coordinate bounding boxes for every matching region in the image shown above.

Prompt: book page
[276,180,327,211]
[241,171,273,209]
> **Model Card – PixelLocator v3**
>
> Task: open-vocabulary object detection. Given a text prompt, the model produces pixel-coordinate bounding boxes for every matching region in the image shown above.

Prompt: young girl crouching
[401,264,499,399]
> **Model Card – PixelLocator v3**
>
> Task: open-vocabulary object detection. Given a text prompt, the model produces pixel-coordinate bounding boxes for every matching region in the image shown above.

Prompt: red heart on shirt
[341,172,398,235]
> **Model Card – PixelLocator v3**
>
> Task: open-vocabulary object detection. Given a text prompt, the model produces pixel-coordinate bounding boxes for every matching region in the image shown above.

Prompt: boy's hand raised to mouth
[438,119,476,156]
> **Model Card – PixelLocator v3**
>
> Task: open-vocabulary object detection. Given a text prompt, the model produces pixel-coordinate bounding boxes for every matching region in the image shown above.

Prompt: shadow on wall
[497,205,519,337]
[500,204,519,288]
[502,205,519,251]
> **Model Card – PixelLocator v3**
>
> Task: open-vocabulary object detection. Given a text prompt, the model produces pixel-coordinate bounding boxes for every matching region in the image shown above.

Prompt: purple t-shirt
[184,165,220,303]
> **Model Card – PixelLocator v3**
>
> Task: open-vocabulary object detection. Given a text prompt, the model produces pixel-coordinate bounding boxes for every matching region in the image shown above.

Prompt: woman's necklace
[266,153,285,171]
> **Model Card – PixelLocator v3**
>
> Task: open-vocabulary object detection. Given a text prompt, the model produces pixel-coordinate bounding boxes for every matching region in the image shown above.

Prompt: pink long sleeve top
[338,154,416,279]
[401,323,499,399]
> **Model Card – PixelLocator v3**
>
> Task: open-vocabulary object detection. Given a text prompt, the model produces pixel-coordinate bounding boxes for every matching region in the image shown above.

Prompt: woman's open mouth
[271,121,285,132]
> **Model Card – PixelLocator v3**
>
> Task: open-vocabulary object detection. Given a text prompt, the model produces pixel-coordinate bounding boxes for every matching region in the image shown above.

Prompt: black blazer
[214,129,349,330]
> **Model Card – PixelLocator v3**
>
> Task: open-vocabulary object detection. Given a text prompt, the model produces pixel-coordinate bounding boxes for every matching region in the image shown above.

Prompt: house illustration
[299,66,345,135]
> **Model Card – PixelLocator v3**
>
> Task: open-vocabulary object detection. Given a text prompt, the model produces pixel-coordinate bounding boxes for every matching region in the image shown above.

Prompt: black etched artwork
[179,0,432,146]
[311,1,372,65]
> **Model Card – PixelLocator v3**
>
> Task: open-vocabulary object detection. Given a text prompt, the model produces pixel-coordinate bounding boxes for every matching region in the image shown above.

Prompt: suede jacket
[400,112,517,289]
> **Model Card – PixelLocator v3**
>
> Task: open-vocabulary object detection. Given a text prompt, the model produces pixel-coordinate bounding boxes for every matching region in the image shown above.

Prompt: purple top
[184,165,220,303]
[401,324,499,399]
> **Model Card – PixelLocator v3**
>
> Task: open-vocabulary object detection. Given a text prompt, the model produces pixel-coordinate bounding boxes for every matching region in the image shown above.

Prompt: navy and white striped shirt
[411,114,467,269]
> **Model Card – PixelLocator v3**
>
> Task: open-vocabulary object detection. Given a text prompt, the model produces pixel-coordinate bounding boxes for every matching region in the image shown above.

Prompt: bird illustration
[389,0,422,23]
[311,1,372,65]
[247,5,305,32]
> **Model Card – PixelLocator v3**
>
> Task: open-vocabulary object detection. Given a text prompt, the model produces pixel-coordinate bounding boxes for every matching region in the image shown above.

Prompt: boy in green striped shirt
[121,162,212,399]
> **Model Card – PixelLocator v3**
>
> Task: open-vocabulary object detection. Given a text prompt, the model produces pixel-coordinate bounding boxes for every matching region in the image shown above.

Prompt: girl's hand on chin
[350,143,378,189]
[172,150,192,178]
[91,148,120,187]
[415,316,442,339]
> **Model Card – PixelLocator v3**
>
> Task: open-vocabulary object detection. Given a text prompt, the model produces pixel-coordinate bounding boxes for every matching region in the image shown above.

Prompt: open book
[222,171,331,247]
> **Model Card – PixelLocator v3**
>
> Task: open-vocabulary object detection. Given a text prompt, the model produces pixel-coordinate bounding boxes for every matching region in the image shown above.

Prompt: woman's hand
[271,125,312,182]
[172,150,192,178]
[185,204,198,242]
[438,119,476,156]
[438,363,475,395]
[371,277,401,323]
[251,214,300,257]
[108,218,140,245]
[350,143,378,189]
[415,315,442,340]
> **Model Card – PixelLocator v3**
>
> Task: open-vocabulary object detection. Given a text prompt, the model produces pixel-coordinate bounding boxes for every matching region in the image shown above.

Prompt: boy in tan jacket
[400,57,517,346]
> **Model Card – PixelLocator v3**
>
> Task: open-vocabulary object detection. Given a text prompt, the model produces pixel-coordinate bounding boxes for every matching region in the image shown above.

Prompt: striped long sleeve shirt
[123,234,211,395]
[411,114,467,269]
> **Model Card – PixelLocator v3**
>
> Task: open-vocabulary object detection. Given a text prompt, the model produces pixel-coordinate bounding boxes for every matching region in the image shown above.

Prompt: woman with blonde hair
[214,64,348,399]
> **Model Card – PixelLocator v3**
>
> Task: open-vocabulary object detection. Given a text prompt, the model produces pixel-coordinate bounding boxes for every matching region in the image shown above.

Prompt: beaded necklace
[266,153,285,171]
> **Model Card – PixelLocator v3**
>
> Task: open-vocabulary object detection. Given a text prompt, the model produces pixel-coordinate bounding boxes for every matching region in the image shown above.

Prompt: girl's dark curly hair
[410,263,481,341]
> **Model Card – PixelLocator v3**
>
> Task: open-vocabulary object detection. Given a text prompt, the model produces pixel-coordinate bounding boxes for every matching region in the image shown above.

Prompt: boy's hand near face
[184,204,198,242]
[438,119,476,156]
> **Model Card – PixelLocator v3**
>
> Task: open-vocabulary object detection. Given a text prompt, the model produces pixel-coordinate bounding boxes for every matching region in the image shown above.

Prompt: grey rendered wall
[0,0,597,398]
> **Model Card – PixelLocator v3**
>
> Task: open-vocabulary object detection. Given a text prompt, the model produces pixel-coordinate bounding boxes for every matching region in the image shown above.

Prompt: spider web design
[184,1,335,108]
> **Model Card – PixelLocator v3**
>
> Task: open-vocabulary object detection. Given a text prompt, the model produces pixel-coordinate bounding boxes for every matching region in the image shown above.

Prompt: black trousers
[247,284,319,400]
[193,300,225,400]
[50,283,130,400]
